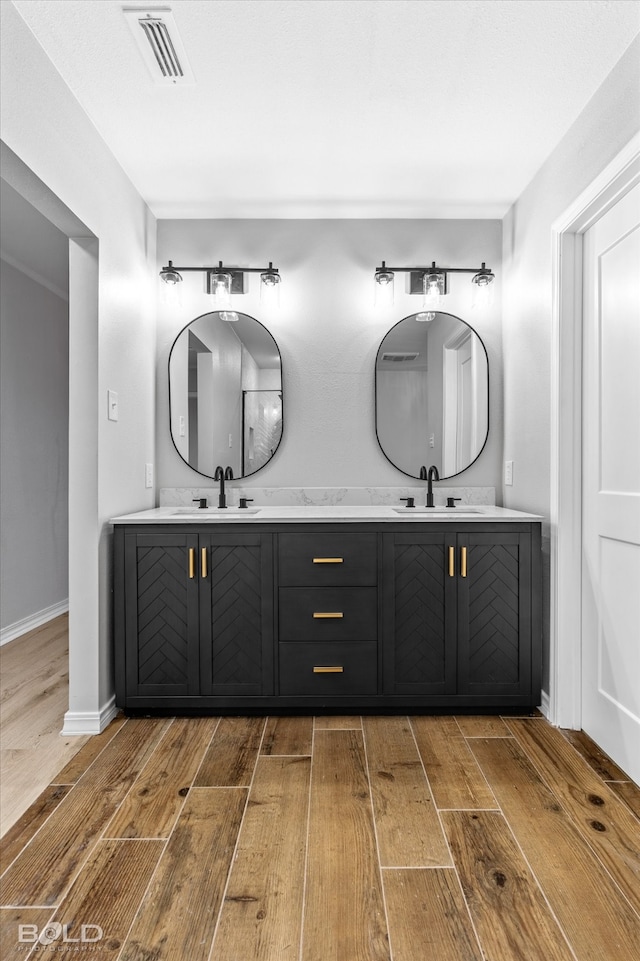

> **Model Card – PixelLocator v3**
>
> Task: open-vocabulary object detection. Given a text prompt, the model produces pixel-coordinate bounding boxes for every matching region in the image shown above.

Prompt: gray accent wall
[156,218,504,494]
[0,256,69,631]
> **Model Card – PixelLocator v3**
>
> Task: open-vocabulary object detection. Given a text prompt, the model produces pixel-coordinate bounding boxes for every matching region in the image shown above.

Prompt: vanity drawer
[278,533,377,586]
[279,641,377,695]
[279,587,377,641]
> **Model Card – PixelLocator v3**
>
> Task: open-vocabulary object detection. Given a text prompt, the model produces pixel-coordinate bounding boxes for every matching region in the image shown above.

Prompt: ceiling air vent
[381,352,420,363]
[123,7,195,85]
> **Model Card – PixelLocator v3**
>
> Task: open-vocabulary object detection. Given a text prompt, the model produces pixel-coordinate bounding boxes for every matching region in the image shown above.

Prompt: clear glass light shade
[422,272,445,310]
[374,269,394,307]
[471,271,495,309]
[415,311,436,323]
[219,311,239,322]
[209,271,233,309]
[260,269,281,307]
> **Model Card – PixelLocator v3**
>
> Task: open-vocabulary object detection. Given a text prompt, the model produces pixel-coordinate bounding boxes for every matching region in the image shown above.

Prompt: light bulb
[415,311,436,323]
[219,311,239,322]
[422,272,444,310]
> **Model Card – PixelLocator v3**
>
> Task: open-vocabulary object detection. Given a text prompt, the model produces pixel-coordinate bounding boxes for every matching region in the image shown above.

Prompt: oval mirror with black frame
[168,311,283,479]
[375,311,488,479]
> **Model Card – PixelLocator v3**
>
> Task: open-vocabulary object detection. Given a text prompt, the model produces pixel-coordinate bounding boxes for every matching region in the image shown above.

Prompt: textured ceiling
[11,0,640,218]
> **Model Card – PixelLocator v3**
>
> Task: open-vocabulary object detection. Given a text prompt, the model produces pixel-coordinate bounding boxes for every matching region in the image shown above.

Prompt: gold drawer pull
[461,546,468,578]
[313,557,344,564]
[313,612,344,619]
[448,546,455,577]
[201,547,208,578]
[313,666,344,673]
[188,548,195,579]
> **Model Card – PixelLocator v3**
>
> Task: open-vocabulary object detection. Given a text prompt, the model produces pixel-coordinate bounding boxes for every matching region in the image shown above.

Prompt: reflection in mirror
[375,311,488,479]
[169,311,283,479]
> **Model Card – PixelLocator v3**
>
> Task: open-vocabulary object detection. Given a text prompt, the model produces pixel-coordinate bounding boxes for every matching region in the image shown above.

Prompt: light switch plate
[107,390,119,422]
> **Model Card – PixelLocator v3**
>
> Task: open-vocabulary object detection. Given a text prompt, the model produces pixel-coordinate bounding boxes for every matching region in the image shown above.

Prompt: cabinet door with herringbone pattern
[385,534,457,694]
[125,533,200,696]
[457,532,531,695]
[200,533,274,696]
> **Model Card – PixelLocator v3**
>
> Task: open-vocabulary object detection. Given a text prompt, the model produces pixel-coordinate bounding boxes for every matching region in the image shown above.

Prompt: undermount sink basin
[171,507,262,515]
[392,507,482,515]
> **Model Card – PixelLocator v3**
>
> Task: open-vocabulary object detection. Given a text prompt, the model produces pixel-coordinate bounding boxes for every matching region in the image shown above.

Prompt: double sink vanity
[114,303,541,714]
[112,503,542,715]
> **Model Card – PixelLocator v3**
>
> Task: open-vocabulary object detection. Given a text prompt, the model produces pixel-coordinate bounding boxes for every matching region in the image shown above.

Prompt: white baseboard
[540,689,551,721]
[1,599,69,646]
[61,695,118,736]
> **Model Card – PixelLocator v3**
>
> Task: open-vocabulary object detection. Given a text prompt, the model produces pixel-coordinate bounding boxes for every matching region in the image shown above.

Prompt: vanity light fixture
[373,260,495,311]
[158,259,282,317]
[260,263,281,308]
[471,264,496,309]
[374,263,395,306]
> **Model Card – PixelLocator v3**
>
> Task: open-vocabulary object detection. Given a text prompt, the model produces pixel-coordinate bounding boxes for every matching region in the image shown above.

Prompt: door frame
[549,132,640,728]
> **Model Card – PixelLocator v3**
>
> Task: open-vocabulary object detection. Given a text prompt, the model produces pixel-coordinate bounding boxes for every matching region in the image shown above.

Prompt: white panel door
[582,182,640,783]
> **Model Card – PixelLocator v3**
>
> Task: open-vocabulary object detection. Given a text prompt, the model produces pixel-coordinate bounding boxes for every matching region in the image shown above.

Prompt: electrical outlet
[179,415,186,437]
[145,463,153,489]
[107,390,119,422]
[504,460,514,486]
[228,433,233,448]
[429,433,435,448]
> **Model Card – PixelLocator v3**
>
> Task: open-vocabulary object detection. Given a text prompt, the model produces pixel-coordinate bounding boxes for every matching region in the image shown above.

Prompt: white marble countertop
[111,505,542,524]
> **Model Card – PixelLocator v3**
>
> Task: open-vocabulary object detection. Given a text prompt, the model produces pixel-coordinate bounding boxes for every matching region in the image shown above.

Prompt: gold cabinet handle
[313,612,344,619]
[188,548,195,579]
[313,557,344,564]
[461,546,468,578]
[448,546,455,577]
[201,547,208,578]
[313,666,344,673]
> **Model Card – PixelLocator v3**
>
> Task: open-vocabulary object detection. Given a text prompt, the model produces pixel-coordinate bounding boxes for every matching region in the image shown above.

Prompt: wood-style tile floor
[1,708,639,960]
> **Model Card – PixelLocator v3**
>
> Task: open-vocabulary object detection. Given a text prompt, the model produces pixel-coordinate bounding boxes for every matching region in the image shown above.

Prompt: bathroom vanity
[112,505,542,714]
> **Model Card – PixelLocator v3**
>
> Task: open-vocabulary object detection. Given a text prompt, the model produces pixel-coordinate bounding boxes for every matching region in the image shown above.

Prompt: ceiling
[11,0,640,220]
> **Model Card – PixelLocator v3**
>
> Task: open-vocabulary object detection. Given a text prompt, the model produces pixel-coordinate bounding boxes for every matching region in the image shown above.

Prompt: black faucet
[213,465,234,508]
[425,465,440,507]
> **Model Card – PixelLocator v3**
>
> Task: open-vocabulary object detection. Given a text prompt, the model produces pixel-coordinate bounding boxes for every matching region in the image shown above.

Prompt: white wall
[502,36,640,695]
[157,219,503,494]
[0,258,69,633]
[1,3,157,730]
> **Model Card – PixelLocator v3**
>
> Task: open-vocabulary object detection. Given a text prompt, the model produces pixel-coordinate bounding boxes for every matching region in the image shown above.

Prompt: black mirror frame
[374,310,489,480]
[168,310,284,480]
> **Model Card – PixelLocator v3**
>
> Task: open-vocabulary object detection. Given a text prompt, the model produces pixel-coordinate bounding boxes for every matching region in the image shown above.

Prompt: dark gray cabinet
[122,532,200,698]
[383,529,538,703]
[199,532,274,697]
[114,520,541,712]
[115,529,274,709]
[383,532,457,696]
[276,531,380,698]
